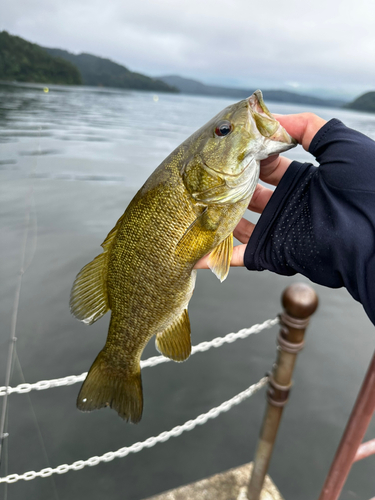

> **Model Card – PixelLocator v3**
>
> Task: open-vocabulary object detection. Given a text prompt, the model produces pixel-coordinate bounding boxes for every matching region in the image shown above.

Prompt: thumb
[275,113,327,151]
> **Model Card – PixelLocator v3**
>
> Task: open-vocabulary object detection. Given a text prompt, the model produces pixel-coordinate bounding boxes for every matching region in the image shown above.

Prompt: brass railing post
[247,283,318,500]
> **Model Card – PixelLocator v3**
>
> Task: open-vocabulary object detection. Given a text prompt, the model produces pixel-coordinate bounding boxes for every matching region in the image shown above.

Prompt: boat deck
[144,462,284,500]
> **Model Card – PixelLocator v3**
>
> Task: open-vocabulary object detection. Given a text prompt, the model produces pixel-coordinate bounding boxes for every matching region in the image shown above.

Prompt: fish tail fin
[77,349,143,423]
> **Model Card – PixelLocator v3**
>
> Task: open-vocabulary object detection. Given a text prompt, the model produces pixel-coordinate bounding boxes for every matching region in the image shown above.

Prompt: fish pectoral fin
[176,208,208,252]
[155,309,192,362]
[207,233,233,282]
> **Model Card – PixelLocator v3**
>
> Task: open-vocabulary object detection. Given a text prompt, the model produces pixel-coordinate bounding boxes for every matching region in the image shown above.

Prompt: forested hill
[3,30,372,109]
[0,31,81,85]
[44,48,178,93]
[344,92,375,113]
[0,31,177,93]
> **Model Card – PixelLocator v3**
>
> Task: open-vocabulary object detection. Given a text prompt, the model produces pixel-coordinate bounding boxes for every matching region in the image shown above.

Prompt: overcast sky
[2,0,375,98]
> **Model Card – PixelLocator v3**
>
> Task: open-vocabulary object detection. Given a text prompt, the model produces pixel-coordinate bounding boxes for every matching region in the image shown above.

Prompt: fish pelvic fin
[70,213,125,325]
[155,309,192,362]
[207,232,233,282]
[77,349,143,424]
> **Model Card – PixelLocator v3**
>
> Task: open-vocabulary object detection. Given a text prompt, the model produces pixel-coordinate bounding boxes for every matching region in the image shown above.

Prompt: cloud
[2,0,375,95]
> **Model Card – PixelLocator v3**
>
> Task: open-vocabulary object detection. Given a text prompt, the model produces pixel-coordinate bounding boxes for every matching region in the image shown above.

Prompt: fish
[70,90,296,423]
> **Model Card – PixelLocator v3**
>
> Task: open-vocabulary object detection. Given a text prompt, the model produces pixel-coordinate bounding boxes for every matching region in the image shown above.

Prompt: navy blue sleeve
[244,118,375,325]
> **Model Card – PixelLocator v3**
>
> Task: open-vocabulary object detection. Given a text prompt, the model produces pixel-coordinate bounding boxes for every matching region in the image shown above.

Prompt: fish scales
[70,91,296,423]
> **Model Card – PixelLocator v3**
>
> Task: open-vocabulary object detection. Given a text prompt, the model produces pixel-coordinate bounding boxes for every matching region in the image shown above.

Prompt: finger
[193,253,210,270]
[248,183,273,214]
[260,155,293,186]
[260,154,279,168]
[231,244,246,267]
[233,218,255,244]
[193,243,247,270]
[276,113,327,151]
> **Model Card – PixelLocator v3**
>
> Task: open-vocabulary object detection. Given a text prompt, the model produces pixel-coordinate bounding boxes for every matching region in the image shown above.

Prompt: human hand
[194,112,327,270]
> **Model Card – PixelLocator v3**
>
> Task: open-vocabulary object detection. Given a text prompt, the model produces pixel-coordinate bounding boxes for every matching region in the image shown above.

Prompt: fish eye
[215,120,233,137]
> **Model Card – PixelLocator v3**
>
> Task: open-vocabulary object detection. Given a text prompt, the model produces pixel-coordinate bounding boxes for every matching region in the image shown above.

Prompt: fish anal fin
[155,309,191,362]
[207,233,233,282]
[77,349,143,423]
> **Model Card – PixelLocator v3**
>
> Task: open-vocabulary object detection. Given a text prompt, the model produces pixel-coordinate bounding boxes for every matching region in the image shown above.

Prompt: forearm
[244,119,375,324]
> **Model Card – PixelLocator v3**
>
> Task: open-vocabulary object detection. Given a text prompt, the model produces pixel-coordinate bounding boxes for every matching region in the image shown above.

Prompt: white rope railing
[0,318,278,397]
[0,376,268,483]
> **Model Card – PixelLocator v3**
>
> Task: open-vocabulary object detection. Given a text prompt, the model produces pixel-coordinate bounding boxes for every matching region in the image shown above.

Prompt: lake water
[0,83,374,500]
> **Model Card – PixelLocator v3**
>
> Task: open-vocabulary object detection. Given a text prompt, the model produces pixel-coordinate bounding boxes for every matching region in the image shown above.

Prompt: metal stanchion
[318,349,375,500]
[247,283,318,500]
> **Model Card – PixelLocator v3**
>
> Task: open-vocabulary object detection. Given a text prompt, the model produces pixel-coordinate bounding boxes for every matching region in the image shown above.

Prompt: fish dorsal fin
[207,233,233,282]
[70,214,125,325]
[70,254,110,325]
[155,309,192,362]
[101,212,126,251]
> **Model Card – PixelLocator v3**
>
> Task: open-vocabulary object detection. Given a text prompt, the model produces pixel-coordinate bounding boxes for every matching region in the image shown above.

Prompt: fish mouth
[248,90,297,145]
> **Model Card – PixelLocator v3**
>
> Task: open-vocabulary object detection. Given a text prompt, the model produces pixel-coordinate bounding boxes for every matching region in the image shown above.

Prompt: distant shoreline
[2,30,375,112]
[0,81,358,114]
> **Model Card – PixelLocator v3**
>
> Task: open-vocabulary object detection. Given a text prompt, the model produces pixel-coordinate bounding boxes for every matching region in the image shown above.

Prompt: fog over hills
[159,75,347,108]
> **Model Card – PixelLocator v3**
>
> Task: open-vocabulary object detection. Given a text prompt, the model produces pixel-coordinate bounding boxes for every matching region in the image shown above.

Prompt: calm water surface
[0,83,374,500]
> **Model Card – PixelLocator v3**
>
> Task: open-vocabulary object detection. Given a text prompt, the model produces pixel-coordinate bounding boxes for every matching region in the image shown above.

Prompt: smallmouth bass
[70,90,296,423]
